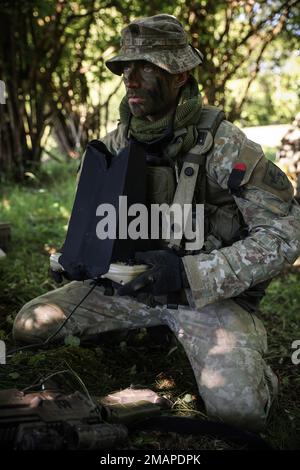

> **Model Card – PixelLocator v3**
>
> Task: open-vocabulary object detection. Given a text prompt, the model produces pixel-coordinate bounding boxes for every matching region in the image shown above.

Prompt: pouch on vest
[59,139,150,280]
[146,166,176,206]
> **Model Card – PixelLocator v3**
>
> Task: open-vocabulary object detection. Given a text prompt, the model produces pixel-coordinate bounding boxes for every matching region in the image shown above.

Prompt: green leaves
[64,335,81,347]
[8,372,20,380]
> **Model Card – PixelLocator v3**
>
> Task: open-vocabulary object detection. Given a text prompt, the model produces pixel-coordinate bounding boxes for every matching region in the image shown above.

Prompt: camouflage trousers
[13,280,278,432]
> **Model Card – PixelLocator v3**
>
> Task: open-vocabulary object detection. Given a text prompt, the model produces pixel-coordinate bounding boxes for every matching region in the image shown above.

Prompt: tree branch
[232,0,297,51]
[228,6,289,121]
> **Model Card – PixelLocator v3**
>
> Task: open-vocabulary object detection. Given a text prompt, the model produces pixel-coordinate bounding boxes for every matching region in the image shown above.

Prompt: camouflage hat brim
[106,44,203,75]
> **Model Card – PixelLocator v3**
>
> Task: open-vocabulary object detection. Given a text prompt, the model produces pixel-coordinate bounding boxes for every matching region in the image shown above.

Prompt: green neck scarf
[119,75,202,158]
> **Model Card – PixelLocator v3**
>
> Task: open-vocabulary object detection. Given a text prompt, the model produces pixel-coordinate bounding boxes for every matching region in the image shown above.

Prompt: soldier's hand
[49,268,72,284]
[117,250,187,296]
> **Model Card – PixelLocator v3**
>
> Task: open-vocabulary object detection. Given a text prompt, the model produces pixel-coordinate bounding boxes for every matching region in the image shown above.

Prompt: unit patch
[263,161,291,191]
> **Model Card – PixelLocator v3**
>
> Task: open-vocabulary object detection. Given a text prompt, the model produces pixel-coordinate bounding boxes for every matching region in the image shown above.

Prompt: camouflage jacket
[100,117,300,311]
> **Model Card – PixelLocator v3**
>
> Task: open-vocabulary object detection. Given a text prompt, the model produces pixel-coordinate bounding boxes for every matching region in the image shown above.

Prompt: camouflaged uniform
[13,14,300,432]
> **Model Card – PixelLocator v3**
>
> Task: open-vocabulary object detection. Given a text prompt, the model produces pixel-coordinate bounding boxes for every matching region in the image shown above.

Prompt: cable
[7,281,98,357]
[44,282,97,344]
[22,368,97,411]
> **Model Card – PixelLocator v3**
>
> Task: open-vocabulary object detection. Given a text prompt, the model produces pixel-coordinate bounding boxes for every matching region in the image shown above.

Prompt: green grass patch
[263,146,277,162]
[0,161,300,449]
[0,161,77,321]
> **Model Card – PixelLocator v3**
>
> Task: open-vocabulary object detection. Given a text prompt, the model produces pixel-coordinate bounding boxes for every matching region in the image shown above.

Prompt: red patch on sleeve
[234,163,246,171]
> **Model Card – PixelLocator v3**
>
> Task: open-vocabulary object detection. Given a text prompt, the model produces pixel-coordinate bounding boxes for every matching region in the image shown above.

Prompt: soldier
[13,14,300,432]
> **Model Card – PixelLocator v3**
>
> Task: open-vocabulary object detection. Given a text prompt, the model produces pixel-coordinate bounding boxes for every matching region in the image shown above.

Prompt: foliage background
[0,0,299,178]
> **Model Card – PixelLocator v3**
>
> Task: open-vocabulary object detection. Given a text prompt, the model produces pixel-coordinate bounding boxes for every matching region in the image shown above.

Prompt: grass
[263,146,277,162]
[0,161,300,450]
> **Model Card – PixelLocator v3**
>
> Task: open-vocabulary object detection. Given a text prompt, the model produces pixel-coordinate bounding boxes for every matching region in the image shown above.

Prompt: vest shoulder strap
[168,107,225,252]
[197,105,226,135]
[183,106,225,164]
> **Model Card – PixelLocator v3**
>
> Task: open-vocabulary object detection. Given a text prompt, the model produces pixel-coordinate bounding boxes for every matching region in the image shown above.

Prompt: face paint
[122,61,179,120]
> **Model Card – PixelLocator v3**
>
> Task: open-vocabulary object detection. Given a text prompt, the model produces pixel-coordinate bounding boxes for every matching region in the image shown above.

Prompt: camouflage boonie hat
[106,14,203,75]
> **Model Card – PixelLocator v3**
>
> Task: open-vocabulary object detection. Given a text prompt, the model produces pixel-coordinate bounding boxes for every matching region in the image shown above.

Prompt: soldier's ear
[173,71,189,89]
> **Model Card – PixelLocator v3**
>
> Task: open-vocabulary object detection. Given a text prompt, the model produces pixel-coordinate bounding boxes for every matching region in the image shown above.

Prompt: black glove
[117,250,188,297]
[49,268,72,284]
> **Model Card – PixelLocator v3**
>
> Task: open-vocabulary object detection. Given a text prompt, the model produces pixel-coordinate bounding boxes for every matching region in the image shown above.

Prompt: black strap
[197,106,226,136]
[192,107,226,205]
[227,163,247,197]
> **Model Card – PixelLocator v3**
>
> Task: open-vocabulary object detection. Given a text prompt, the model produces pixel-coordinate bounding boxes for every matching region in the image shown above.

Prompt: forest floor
[0,160,299,450]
